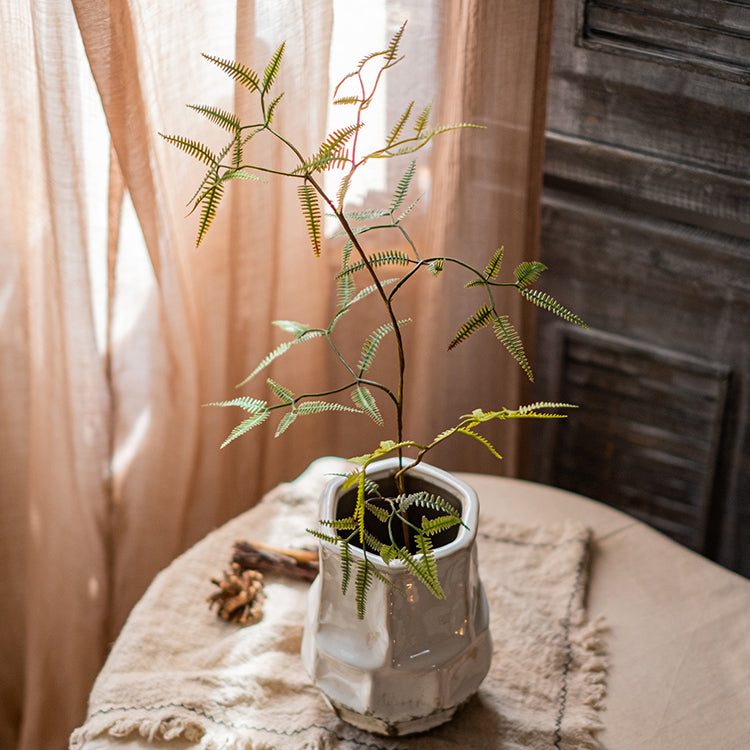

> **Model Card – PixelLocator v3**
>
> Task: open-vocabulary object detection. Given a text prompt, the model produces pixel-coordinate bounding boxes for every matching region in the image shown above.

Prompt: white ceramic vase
[301,458,492,736]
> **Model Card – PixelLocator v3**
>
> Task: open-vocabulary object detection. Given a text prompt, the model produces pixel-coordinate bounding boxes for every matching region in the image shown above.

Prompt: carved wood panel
[525,0,750,576]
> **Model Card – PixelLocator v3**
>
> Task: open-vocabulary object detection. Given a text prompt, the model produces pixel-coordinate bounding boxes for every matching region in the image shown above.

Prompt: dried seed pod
[208,563,265,625]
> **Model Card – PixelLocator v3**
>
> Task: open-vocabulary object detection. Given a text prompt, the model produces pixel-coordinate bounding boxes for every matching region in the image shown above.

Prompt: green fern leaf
[348,278,398,305]
[385,21,406,64]
[342,208,391,220]
[186,104,240,133]
[521,288,588,328]
[335,250,411,278]
[196,179,225,246]
[159,133,217,167]
[420,514,463,537]
[415,534,444,598]
[355,561,373,619]
[297,183,322,256]
[352,386,383,425]
[358,319,410,374]
[514,261,547,287]
[484,247,504,279]
[321,517,358,530]
[390,160,416,212]
[386,102,414,147]
[236,341,293,387]
[220,411,270,448]
[294,125,360,175]
[333,95,361,106]
[265,92,284,124]
[518,401,577,415]
[202,53,260,92]
[492,315,533,381]
[457,427,503,460]
[464,278,485,289]
[399,492,459,519]
[307,527,342,546]
[340,539,353,594]
[267,378,294,404]
[364,503,390,523]
[296,400,363,416]
[429,258,445,276]
[335,172,353,211]
[262,42,285,93]
[205,396,267,413]
[414,102,433,135]
[275,410,297,437]
[273,319,311,338]
[448,304,493,350]
[395,195,422,223]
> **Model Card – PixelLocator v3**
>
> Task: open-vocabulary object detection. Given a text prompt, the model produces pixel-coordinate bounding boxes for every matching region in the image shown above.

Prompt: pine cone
[208,562,265,625]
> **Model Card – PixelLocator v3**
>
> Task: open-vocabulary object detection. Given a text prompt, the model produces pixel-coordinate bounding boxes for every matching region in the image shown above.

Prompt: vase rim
[317,458,479,569]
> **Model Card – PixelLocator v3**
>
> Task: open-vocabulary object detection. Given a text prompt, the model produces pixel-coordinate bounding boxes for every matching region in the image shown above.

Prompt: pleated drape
[0,2,553,747]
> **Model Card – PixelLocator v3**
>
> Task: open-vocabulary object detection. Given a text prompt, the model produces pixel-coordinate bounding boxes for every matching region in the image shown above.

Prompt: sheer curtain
[0,1,553,748]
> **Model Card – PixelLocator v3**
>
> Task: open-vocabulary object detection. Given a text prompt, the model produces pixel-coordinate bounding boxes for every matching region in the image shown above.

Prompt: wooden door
[525,0,750,576]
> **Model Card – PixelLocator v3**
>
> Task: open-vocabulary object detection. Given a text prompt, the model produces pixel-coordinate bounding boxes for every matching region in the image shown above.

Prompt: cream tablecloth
[71,458,750,749]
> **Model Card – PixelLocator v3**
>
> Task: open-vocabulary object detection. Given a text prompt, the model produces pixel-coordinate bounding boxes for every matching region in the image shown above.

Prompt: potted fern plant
[162,23,586,736]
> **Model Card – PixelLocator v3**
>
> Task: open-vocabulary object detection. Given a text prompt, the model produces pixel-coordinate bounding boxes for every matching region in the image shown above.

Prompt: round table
[78,471,750,749]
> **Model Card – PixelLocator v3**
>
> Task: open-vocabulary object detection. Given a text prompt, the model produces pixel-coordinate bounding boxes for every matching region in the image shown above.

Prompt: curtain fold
[0,2,552,747]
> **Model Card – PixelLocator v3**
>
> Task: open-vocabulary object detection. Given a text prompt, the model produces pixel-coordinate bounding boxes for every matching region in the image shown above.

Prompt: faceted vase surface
[301,458,492,736]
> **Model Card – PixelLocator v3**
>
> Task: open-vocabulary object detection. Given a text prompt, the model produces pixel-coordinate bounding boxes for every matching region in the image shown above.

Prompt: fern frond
[355,561,373,619]
[296,400,363,417]
[484,247,504,279]
[202,53,260,92]
[267,378,294,404]
[262,42,285,93]
[349,278,398,305]
[448,304,493,350]
[414,534,444,598]
[520,288,588,328]
[342,208,391,221]
[492,315,533,381]
[390,160,416,213]
[159,133,217,167]
[297,183,322,256]
[196,179,225,246]
[186,104,240,133]
[236,341,293,387]
[273,319,311,338]
[333,95,361,106]
[220,411,270,448]
[335,250,411,278]
[294,125,360,175]
[464,278,485,289]
[419,514,463,536]
[321,517,358,530]
[307,527,342,546]
[386,102,414,147]
[429,258,445,276]
[352,386,383,425]
[414,102,433,135]
[385,21,406,65]
[364,502,390,523]
[265,92,284,123]
[457,427,503,460]
[335,172,353,211]
[275,410,297,437]
[340,539,353,594]
[205,396,267,413]
[399,492,459,518]
[395,195,422,223]
[358,319,410,374]
[518,401,577,415]
[514,261,547,287]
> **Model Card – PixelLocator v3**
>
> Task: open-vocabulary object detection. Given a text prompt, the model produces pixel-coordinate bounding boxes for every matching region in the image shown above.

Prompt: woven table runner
[70,457,608,750]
